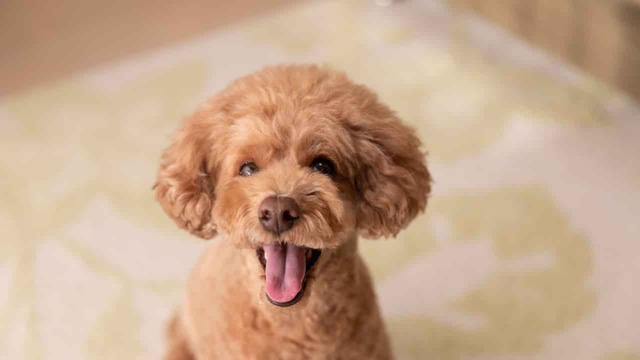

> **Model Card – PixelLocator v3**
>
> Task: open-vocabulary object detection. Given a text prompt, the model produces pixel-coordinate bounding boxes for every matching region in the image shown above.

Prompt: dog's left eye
[239,162,259,177]
[310,157,335,177]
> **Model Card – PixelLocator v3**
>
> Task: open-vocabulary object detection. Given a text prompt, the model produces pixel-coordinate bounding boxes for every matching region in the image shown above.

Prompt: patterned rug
[1,0,639,359]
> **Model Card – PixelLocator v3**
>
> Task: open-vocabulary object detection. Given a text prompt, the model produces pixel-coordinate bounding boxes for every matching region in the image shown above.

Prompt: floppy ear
[154,113,220,239]
[351,100,431,239]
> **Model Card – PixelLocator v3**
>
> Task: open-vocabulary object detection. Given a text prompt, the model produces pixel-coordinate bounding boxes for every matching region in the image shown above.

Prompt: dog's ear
[350,97,431,239]
[154,111,221,239]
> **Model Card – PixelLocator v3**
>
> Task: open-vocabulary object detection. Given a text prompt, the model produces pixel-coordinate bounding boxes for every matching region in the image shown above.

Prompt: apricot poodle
[154,64,431,359]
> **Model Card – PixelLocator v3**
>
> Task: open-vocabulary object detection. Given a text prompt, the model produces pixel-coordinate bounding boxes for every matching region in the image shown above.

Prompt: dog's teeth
[264,252,268,261]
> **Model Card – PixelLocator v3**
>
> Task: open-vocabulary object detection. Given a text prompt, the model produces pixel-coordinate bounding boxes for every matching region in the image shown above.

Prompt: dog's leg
[163,312,194,360]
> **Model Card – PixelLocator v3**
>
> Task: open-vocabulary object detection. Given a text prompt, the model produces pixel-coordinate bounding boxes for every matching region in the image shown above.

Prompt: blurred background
[1,0,639,359]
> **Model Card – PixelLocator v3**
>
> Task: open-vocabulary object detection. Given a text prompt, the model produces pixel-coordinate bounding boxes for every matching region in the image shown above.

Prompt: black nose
[258,196,300,234]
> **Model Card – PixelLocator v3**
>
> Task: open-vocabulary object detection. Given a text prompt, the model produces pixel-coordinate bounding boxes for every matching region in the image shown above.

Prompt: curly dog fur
[155,64,431,359]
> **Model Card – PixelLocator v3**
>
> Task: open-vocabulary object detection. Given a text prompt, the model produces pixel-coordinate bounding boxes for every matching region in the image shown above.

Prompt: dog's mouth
[256,243,321,307]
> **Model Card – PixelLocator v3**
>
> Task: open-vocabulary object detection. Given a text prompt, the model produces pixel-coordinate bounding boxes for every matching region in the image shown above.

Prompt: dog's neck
[190,236,387,356]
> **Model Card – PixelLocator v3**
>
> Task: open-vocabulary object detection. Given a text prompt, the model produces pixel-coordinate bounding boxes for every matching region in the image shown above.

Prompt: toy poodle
[154,64,431,359]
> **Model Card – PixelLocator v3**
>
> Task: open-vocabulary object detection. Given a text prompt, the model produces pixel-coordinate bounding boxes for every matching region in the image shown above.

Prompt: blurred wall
[0,0,293,97]
[450,0,640,101]
[3,0,640,101]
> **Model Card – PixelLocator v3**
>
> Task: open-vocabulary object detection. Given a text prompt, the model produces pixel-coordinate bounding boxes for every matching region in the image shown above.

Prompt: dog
[154,64,431,359]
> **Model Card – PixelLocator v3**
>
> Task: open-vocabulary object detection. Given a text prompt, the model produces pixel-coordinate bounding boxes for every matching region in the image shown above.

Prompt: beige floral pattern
[369,187,594,359]
[1,0,639,359]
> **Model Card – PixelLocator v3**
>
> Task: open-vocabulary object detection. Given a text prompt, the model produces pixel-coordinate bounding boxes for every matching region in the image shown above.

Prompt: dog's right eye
[239,162,259,177]
[310,157,335,178]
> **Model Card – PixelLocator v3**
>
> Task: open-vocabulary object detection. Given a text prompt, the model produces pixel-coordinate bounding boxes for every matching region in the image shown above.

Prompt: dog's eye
[310,157,335,177]
[239,162,259,177]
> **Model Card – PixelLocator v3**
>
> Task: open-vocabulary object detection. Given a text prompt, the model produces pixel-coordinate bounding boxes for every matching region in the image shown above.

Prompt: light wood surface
[0,0,292,97]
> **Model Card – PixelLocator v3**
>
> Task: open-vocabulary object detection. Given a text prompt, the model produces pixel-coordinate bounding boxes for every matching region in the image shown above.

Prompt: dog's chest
[213,303,369,359]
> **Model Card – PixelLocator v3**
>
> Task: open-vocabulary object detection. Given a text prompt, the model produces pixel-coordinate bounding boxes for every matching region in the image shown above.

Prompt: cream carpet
[1,1,639,359]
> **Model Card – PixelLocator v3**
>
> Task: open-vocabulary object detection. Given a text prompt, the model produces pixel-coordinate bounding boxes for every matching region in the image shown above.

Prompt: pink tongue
[264,243,306,303]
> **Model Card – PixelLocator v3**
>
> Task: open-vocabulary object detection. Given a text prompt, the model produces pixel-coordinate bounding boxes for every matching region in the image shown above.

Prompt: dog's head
[155,65,431,306]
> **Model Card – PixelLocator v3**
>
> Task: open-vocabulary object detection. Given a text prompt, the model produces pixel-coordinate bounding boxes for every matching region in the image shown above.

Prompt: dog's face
[212,112,358,250]
[155,65,431,306]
